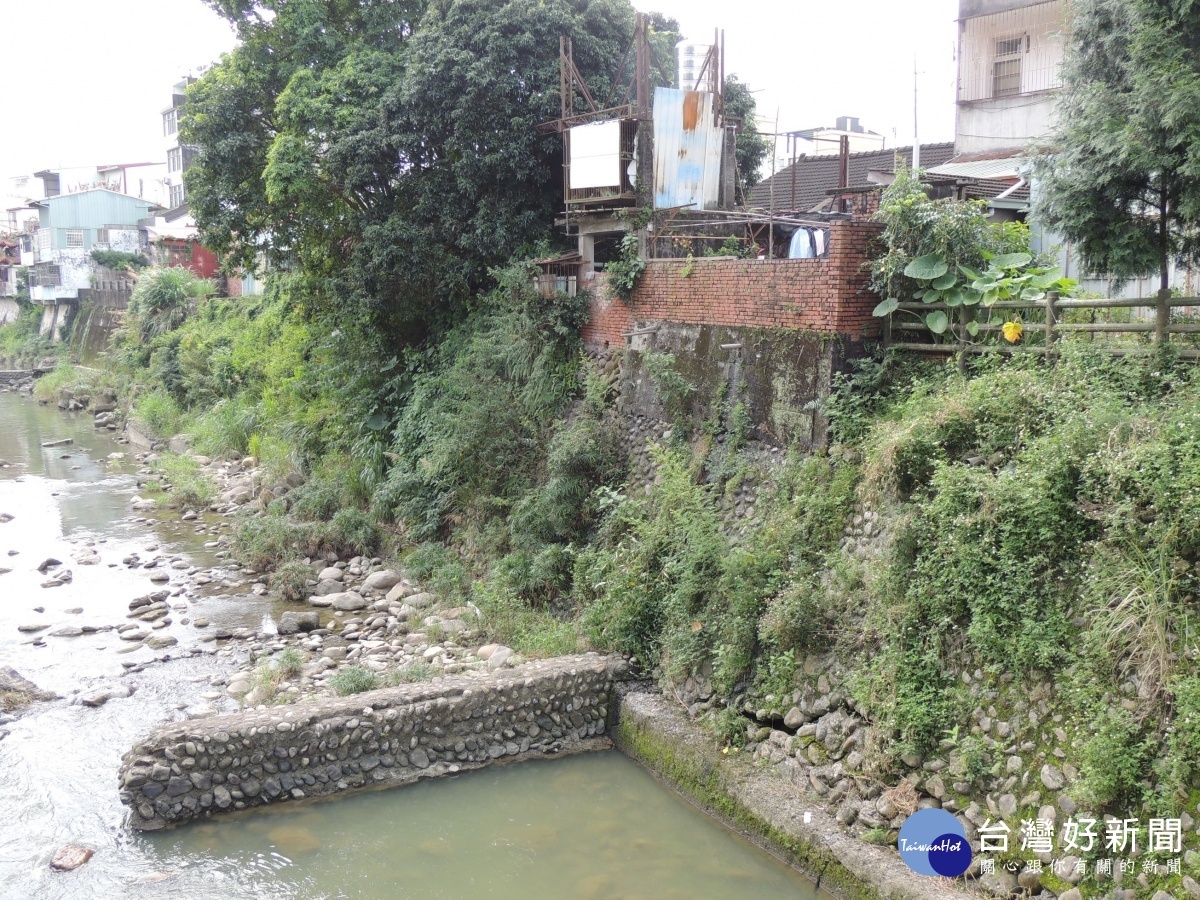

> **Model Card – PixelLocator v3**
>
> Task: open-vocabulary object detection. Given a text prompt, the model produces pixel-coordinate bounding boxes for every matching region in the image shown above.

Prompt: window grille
[65,229,84,248]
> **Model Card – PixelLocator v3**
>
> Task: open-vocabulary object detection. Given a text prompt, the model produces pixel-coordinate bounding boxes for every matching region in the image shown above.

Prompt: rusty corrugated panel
[653,87,722,210]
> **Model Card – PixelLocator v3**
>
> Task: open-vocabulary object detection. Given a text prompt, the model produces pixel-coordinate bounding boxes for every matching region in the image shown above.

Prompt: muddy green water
[0,390,826,899]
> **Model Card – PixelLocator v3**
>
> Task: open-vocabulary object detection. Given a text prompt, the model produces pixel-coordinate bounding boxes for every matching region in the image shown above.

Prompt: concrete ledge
[613,689,975,900]
[119,653,627,830]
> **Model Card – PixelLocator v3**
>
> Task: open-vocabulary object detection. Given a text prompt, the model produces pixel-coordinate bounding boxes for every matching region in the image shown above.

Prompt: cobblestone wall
[119,653,626,830]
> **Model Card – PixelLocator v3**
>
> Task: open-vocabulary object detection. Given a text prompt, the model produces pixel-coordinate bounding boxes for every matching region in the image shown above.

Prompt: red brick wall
[582,220,882,350]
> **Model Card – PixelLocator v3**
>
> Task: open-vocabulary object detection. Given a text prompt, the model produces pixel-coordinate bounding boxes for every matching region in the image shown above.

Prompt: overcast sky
[0,0,958,188]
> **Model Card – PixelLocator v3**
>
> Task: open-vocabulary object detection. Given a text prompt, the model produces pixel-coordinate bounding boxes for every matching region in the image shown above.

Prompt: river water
[0,391,825,899]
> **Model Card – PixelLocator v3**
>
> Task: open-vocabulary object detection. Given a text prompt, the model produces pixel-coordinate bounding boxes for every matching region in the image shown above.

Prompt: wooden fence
[884,290,1200,364]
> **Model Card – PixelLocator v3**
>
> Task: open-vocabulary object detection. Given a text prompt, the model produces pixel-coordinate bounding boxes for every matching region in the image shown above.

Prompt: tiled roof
[744,142,955,213]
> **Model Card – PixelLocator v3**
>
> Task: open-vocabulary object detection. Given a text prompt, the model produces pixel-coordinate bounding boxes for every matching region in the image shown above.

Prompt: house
[745,143,956,215]
[0,237,19,324]
[953,0,1065,157]
[938,0,1191,295]
[28,188,160,340]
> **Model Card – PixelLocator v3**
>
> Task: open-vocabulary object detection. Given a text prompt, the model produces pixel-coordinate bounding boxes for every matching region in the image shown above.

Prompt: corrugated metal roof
[653,87,723,211]
[745,143,955,212]
[33,189,159,230]
[926,158,1025,180]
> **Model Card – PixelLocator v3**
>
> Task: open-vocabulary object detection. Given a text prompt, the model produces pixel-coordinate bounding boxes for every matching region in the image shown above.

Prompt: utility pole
[912,56,920,171]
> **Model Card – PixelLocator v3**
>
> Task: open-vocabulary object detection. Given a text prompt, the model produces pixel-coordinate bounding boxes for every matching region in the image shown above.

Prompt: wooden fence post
[1155,287,1170,345]
[957,305,969,374]
[1046,290,1058,361]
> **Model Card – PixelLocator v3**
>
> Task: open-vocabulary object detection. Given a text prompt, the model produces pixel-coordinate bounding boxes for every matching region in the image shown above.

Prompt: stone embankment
[119,653,625,830]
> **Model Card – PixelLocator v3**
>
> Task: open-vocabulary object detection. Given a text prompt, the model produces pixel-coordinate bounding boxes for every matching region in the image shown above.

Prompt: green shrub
[327,507,380,557]
[330,665,379,696]
[133,390,185,438]
[1076,707,1153,811]
[403,542,469,599]
[155,452,215,509]
[386,661,440,685]
[272,560,314,602]
[232,512,311,570]
[1157,677,1200,804]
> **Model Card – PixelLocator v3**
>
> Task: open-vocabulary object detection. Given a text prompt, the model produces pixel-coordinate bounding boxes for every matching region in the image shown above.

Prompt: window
[168,148,182,173]
[993,36,1025,98]
[170,183,186,208]
[35,264,61,287]
[163,109,178,136]
[65,229,84,248]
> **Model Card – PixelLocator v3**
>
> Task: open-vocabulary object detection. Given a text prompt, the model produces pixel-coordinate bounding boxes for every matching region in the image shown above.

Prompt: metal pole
[912,56,920,171]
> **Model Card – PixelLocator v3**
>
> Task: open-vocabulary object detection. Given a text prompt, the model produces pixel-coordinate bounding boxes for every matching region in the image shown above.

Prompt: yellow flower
[1002,320,1024,343]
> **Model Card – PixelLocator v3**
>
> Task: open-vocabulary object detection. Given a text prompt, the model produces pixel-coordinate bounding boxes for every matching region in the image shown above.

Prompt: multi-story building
[676,39,716,93]
[28,188,159,339]
[787,117,886,159]
[953,0,1065,156]
[163,76,198,211]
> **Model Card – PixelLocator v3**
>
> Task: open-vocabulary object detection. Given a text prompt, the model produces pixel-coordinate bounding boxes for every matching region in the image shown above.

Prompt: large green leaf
[926,310,949,334]
[966,320,981,336]
[991,252,1033,269]
[1029,268,1063,289]
[932,273,958,290]
[904,253,949,280]
[958,263,983,281]
[923,289,942,304]
[873,297,900,316]
[943,288,964,307]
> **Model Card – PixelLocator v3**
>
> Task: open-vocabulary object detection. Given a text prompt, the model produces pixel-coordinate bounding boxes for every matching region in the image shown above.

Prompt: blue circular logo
[897,808,972,877]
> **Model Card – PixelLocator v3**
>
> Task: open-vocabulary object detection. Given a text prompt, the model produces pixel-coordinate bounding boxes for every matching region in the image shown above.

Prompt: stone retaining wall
[119,653,625,830]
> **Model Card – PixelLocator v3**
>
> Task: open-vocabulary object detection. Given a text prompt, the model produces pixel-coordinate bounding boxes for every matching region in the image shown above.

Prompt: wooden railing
[884,291,1200,363]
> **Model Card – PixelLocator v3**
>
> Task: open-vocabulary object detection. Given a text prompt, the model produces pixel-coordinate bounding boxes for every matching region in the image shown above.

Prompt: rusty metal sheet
[652,87,721,210]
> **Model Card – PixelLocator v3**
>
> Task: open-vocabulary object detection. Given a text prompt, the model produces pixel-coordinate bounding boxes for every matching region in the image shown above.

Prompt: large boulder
[278,611,320,635]
[362,570,401,592]
[327,591,367,612]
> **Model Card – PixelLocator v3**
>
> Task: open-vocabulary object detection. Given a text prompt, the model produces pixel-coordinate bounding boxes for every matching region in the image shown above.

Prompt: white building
[787,117,886,159]
[163,76,199,211]
[935,0,1189,296]
[954,0,1065,156]
[676,39,717,93]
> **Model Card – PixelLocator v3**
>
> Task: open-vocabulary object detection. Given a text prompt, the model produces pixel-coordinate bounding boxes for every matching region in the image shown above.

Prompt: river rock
[328,591,367,612]
[998,793,1018,817]
[362,570,401,592]
[50,625,84,637]
[487,646,514,671]
[317,567,342,582]
[146,634,177,649]
[1040,763,1065,791]
[278,611,320,635]
[17,623,49,633]
[979,869,1017,896]
[385,582,413,603]
[41,439,73,449]
[406,592,436,609]
[0,666,57,705]
[0,513,13,523]
[130,497,157,511]
[36,557,62,573]
[314,579,345,597]
[49,845,93,871]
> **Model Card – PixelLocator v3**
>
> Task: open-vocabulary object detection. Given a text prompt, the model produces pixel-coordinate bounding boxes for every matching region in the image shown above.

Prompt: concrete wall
[955,95,1058,156]
[0,299,17,324]
[119,654,626,830]
[620,324,845,449]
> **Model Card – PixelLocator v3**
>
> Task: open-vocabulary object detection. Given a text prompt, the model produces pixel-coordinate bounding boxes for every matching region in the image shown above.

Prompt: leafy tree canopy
[1033,0,1200,289]
[187,0,651,338]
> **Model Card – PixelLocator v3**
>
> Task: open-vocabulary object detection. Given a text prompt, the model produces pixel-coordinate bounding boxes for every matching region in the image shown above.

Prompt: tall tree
[186,0,639,337]
[1033,0,1200,290]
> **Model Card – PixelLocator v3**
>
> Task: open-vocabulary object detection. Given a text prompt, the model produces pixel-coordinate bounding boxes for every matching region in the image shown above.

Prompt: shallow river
[0,390,825,899]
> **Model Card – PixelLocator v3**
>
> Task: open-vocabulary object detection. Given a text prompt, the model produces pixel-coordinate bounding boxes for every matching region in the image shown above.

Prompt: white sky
[1,0,959,188]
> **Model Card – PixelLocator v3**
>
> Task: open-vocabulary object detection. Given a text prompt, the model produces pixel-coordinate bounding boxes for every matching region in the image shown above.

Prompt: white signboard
[569,120,621,190]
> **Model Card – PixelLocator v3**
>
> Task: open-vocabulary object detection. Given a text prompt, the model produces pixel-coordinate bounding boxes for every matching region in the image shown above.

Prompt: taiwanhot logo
[897,808,973,877]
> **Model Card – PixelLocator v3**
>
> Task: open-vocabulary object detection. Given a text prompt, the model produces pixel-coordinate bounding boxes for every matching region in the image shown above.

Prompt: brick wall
[582,219,882,351]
